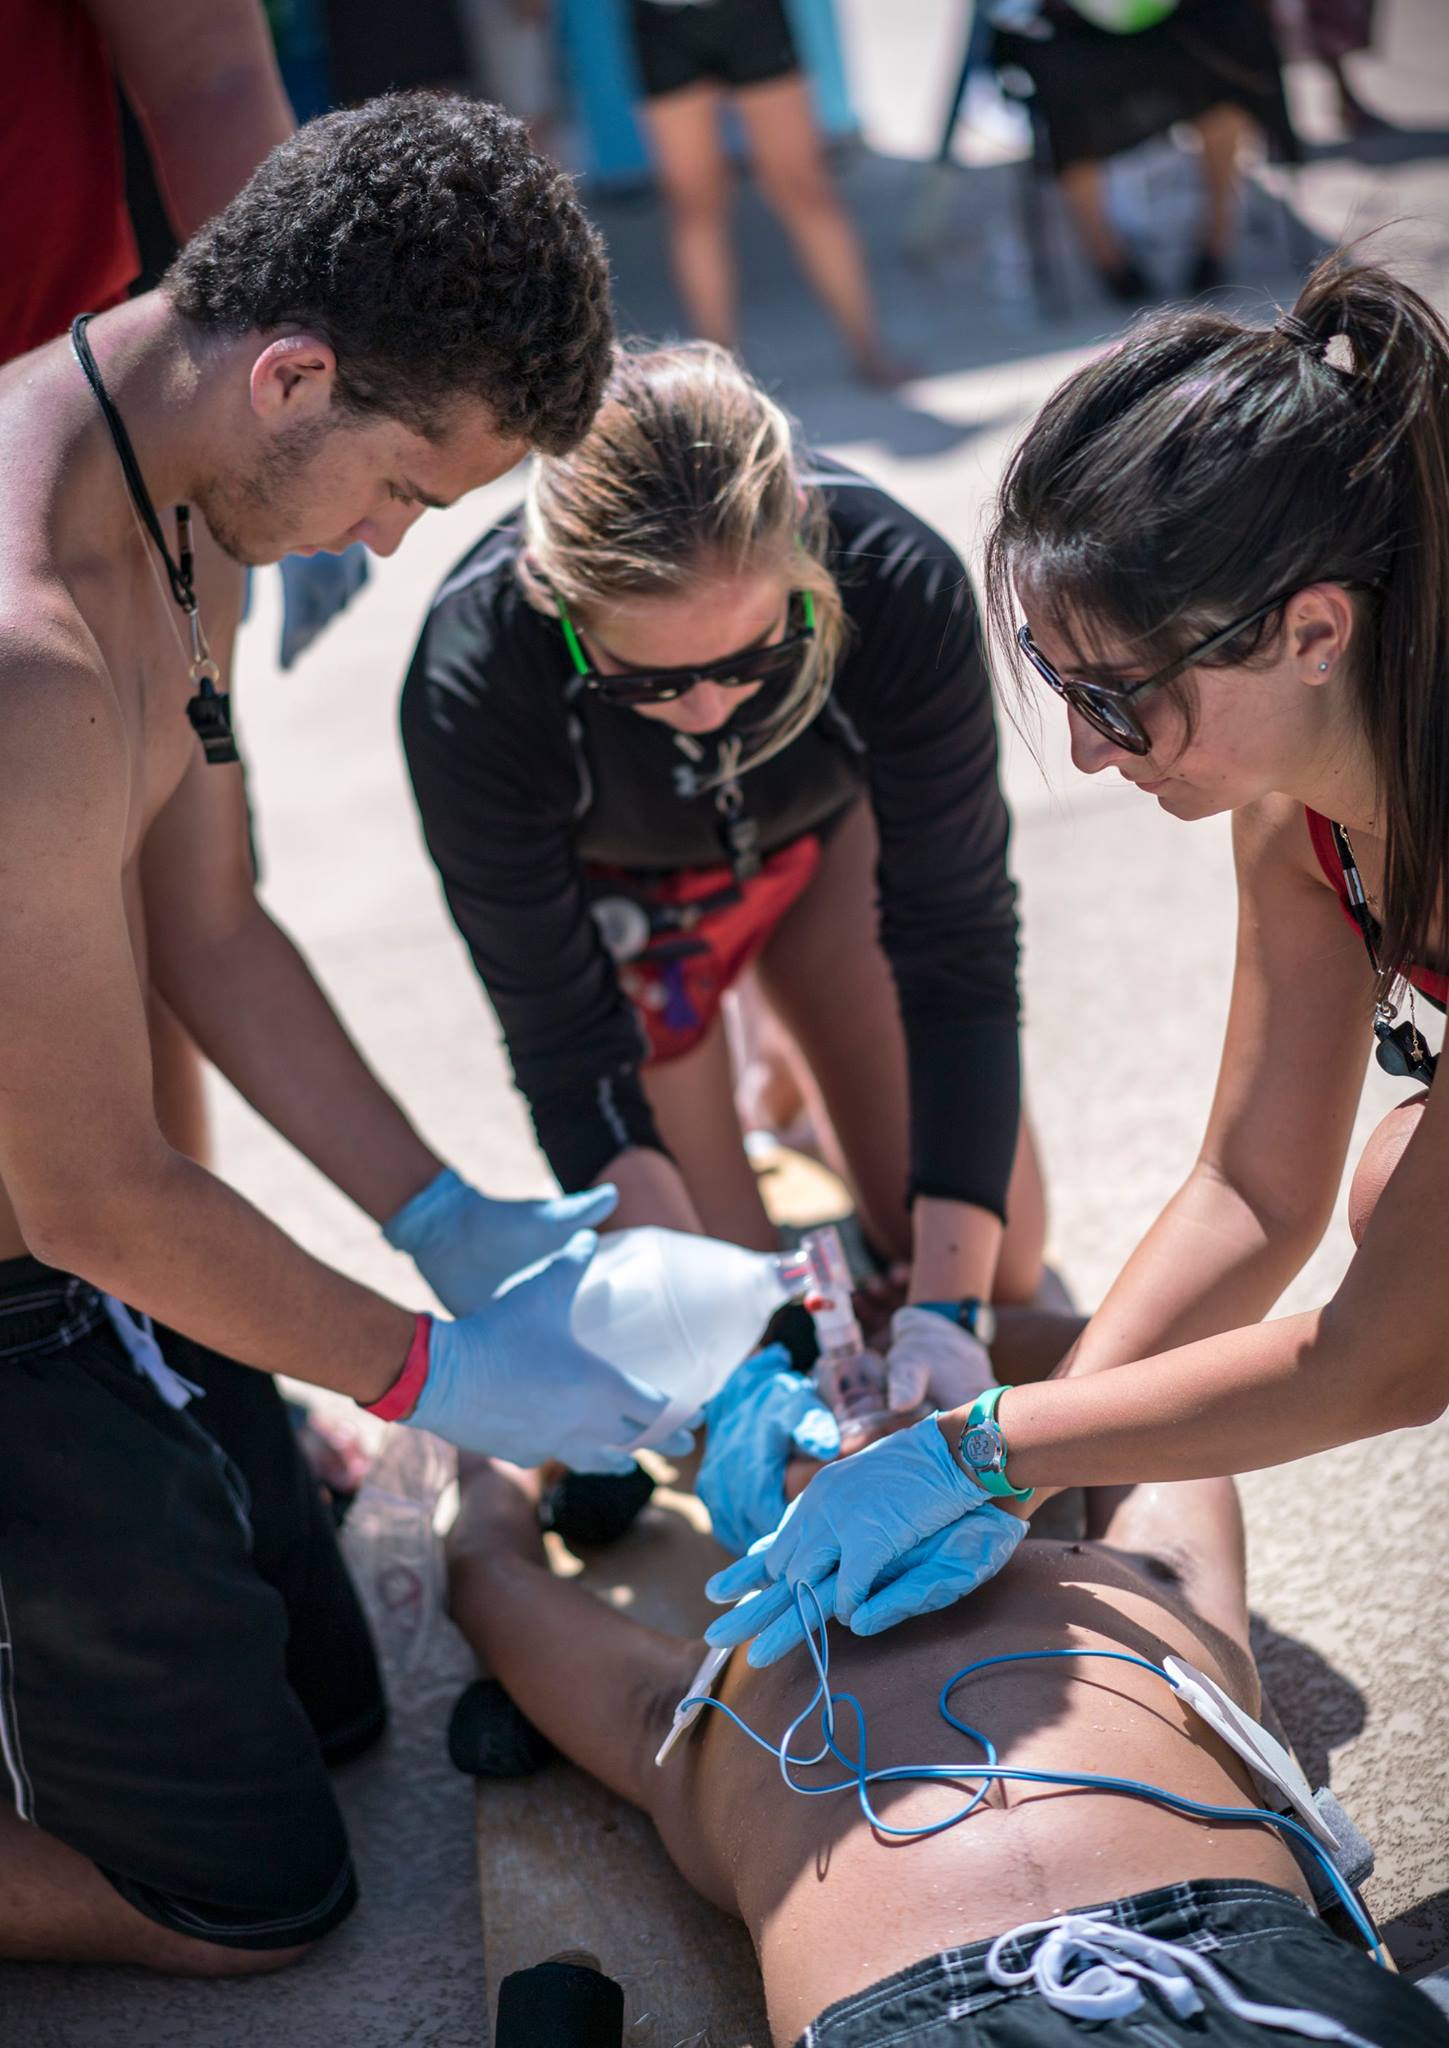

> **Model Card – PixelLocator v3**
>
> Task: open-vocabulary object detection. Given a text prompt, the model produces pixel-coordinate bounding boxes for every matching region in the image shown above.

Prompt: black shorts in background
[0,1258,385,1950]
[631,0,799,99]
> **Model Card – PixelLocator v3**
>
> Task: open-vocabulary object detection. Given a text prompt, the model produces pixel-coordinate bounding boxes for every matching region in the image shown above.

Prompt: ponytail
[986,250,1449,990]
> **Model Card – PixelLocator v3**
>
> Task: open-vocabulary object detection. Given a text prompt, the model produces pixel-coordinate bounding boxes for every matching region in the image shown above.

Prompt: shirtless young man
[0,93,678,1977]
[449,1438,1447,2046]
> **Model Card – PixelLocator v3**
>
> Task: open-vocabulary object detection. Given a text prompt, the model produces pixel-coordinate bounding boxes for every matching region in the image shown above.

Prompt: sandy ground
[4,4,1449,2041]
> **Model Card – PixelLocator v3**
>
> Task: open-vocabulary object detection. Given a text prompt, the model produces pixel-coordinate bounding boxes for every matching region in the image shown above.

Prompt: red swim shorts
[585,835,821,1064]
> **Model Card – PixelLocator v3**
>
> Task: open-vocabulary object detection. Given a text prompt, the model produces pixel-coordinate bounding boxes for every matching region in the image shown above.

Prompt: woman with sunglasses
[400,342,1045,1535]
[708,253,1449,1666]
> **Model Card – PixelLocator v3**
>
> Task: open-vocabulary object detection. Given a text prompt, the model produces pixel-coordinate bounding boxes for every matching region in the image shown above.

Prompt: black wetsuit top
[401,458,1021,1215]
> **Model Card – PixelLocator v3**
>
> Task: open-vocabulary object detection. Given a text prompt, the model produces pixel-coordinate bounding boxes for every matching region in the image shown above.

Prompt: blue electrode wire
[680,1585,1386,1965]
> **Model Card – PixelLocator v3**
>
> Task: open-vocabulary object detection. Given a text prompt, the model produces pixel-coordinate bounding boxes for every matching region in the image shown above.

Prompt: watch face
[962,1423,1003,1473]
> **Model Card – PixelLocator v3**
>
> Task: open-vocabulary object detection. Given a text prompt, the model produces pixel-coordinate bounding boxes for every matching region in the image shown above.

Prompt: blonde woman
[401,344,1045,1532]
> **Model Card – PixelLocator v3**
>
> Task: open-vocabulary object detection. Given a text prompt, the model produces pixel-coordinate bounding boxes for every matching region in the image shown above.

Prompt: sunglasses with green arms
[557,589,817,707]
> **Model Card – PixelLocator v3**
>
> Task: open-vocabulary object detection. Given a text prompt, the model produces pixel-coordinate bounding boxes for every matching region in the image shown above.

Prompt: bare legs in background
[638,73,901,384]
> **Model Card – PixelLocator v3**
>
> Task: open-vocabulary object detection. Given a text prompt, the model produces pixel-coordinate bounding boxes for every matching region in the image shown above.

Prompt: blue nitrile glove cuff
[383,1167,474,1254]
[697,1346,842,1556]
[382,1168,618,1317]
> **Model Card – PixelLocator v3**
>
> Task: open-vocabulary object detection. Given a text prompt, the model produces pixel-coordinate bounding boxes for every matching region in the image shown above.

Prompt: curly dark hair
[165,93,613,453]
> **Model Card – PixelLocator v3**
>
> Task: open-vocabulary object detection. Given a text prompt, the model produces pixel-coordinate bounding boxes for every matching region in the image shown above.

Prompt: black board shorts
[798,1880,1449,2045]
[0,1257,385,1950]
[631,0,799,99]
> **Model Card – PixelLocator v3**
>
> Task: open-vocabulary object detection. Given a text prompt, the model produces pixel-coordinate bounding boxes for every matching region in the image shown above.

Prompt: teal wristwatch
[916,1297,997,1346]
[953,1384,1032,1502]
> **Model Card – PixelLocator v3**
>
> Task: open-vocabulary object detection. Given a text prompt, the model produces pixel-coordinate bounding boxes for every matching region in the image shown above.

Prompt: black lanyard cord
[1328,818,1438,1085]
[71,315,194,613]
[69,314,237,765]
[1328,819,1387,974]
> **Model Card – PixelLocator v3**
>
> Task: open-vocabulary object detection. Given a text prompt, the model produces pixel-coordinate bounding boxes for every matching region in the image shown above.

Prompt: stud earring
[1318,660,1330,672]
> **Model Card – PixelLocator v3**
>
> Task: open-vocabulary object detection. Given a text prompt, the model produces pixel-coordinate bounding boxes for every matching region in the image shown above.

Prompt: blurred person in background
[629,0,901,383]
[991,0,1298,300]
[321,0,467,102]
[0,0,294,365]
[1274,0,1390,139]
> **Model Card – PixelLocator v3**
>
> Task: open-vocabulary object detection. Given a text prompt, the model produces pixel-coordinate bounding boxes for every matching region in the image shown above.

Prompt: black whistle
[187,683,239,766]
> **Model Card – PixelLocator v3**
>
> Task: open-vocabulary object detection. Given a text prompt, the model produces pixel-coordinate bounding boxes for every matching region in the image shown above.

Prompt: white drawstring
[985,1913,1378,2045]
[102,1297,204,1411]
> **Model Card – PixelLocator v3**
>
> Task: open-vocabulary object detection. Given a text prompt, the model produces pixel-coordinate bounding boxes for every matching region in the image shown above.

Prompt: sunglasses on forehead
[1017,592,1297,755]
[557,590,816,706]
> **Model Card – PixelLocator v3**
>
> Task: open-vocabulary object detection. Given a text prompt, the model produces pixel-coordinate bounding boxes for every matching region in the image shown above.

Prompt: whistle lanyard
[1328,819,1438,1086]
[69,315,238,766]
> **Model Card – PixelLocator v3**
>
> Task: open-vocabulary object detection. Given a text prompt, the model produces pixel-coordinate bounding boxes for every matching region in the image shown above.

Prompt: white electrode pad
[1163,1655,1338,1851]
[655,1642,734,1768]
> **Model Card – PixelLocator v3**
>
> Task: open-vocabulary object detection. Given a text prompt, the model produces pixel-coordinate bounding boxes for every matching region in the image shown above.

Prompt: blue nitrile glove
[705,1509,1026,1665]
[703,1413,994,1649]
[407,1230,697,1471]
[278,544,369,669]
[696,1345,842,1555]
[383,1167,618,1315]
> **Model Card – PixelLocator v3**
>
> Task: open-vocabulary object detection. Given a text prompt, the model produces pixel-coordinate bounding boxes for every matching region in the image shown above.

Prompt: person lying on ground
[447,1427,1447,2044]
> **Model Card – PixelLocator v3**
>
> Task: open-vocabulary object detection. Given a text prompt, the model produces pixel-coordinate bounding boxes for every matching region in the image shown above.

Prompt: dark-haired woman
[401,342,1046,1543]
[710,254,1449,1661]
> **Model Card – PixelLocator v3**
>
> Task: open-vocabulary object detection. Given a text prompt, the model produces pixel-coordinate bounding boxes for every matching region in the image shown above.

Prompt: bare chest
[74,553,209,865]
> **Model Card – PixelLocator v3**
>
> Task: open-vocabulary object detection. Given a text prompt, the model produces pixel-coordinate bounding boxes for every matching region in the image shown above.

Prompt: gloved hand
[703,1412,993,1648]
[278,544,369,669]
[704,1506,1026,1665]
[383,1166,618,1315]
[406,1230,696,1471]
[696,1345,842,1555]
[886,1306,995,1413]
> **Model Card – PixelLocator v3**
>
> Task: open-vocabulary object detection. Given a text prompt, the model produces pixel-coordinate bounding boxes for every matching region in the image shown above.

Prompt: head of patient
[444,1383,1425,2048]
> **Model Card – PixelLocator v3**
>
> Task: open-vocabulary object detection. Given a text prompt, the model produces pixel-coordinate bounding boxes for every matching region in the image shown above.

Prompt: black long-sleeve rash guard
[400,457,1022,1217]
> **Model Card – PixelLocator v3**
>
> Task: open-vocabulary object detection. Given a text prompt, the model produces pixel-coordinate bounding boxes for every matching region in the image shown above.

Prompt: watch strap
[956,1383,1033,1502]
[916,1297,997,1345]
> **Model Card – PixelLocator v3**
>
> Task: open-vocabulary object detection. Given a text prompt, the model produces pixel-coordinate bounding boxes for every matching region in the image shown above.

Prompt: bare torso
[676,1538,1309,2046]
[0,315,240,1260]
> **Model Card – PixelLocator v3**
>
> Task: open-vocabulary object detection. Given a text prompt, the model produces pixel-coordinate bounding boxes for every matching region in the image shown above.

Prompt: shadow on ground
[1250,1614,1366,1794]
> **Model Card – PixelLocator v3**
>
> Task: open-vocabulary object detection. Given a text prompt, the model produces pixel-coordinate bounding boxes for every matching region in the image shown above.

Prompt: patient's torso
[694,1538,1311,2045]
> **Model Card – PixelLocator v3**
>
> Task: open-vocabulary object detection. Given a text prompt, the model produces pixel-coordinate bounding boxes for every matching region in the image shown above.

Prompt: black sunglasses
[558,590,816,706]
[1017,592,1296,755]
